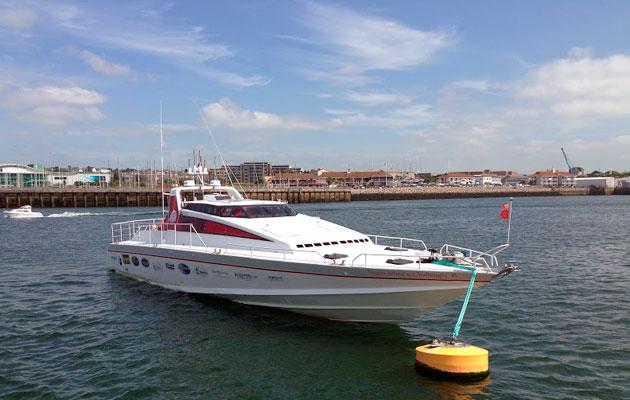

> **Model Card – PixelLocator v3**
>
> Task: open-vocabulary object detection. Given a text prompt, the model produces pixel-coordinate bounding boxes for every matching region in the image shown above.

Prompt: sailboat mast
[160,101,165,217]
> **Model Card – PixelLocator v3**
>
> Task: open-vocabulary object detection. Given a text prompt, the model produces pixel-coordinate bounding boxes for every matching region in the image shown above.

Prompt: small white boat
[108,180,517,324]
[3,205,44,219]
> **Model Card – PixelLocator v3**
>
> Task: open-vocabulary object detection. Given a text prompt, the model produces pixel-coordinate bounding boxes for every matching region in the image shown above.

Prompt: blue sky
[1,0,630,173]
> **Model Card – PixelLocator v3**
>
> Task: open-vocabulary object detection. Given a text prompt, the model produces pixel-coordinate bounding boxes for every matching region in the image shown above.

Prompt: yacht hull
[108,243,495,323]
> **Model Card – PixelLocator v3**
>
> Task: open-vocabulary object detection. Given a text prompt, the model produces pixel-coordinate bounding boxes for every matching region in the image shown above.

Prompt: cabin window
[183,203,297,218]
[296,244,304,248]
[314,243,322,247]
[305,244,314,248]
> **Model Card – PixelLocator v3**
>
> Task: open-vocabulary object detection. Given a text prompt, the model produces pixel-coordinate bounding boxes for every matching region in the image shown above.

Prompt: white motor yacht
[3,205,44,219]
[108,180,516,323]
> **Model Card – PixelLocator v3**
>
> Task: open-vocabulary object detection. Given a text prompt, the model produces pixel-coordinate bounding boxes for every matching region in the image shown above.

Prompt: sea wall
[0,188,351,208]
[0,186,602,208]
[350,186,588,201]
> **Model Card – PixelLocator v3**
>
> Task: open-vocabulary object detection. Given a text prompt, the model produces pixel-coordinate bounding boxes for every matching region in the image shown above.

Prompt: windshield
[184,203,297,218]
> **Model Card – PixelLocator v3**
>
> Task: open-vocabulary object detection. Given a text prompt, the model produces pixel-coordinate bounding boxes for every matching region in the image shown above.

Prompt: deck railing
[110,219,501,271]
[368,234,428,251]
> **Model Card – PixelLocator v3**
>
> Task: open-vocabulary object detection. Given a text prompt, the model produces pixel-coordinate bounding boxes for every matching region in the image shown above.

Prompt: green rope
[432,260,477,339]
[451,264,477,339]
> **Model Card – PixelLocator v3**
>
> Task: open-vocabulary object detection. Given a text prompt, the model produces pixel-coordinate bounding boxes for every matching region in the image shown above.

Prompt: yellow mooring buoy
[415,340,489,381]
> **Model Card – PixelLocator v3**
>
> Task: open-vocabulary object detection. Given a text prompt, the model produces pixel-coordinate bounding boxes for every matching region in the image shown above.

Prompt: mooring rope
[451,264,477,339]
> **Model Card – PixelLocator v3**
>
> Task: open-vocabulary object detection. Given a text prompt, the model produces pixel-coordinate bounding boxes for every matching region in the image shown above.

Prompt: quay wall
[0,188,351,208]
[0,186,616,208]
[350,186,589,201]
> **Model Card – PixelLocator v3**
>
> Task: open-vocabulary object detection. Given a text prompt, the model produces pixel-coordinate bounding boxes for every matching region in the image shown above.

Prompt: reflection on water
[416,375,491,400]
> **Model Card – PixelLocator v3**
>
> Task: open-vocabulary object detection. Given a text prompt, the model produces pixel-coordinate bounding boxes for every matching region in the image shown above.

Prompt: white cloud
[393,104,434,118]
[304,3,455,71]
[10,86,105,106]
[202,98,324,131]
[34,3,266,87]
[449,80,489,91]
[514,53,630,117]
[78,50,131,76]
[185,65,269,88]
[0,8,37,29]
[4,85,106,126]
[21,105,103,125]
[343,91,413,106]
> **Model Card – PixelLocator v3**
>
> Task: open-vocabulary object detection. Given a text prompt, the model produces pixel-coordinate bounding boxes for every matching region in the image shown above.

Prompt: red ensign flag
[500,202,510,219]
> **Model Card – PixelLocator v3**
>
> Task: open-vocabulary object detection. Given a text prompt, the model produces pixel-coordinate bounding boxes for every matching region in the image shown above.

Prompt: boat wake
[47,211,159,218]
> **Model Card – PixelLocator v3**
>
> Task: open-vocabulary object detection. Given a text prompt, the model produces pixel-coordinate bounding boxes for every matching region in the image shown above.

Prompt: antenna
[160,101,165,218]
[193,99,248,198]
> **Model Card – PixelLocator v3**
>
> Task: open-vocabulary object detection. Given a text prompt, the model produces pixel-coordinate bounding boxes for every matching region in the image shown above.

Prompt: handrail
[110,219,500,271]
[219,242,325,261]
[368,234,428,251]
[439,243,502,268]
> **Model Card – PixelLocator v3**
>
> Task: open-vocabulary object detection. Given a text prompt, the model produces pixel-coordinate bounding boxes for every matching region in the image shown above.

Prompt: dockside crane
[561,147,583,176]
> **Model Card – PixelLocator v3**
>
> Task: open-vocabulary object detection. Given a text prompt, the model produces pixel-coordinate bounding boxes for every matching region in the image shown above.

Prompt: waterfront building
[532,170,576,187]
[503,175,532,186]
[242,162,272,185]
[575,177,615,190]
[48,171,111,187]
[270,172,326,187]
[617,177,630,188]
[437,169,512,186]
[0,163,48,188]
[317,170,393,187]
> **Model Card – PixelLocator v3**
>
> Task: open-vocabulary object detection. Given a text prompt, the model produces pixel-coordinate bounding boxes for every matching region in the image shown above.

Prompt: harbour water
[1,196,629,399]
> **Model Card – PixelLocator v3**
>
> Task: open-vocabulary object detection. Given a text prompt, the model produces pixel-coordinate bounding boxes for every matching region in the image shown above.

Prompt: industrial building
[575,177,615,190]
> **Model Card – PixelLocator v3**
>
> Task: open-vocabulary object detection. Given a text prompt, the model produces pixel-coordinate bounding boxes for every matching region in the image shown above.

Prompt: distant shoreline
[348,186,591,201]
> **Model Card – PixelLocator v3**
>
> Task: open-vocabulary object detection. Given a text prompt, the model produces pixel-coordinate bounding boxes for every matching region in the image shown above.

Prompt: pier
[1,186,626,208]
[0,188,352,208]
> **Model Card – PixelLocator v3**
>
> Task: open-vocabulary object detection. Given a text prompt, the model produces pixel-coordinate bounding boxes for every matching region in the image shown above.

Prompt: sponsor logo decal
[178,263,191,275]
[195,267,208,276]
[268,276,284,282]
[165,263,175,270]
[152,263,162,272]
[235,272,254,281]
[212,269,229,278]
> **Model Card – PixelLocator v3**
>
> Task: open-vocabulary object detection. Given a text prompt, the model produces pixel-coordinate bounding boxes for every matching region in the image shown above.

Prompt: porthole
[131,256,139,266]
[141,258,150,267]
[178,263,191,275]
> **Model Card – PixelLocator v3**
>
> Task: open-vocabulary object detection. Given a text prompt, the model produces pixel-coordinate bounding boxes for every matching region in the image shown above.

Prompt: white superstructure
[107,181,516,323]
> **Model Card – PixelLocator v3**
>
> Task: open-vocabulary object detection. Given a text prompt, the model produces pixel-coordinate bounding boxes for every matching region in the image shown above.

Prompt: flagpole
[507,197,513,245]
